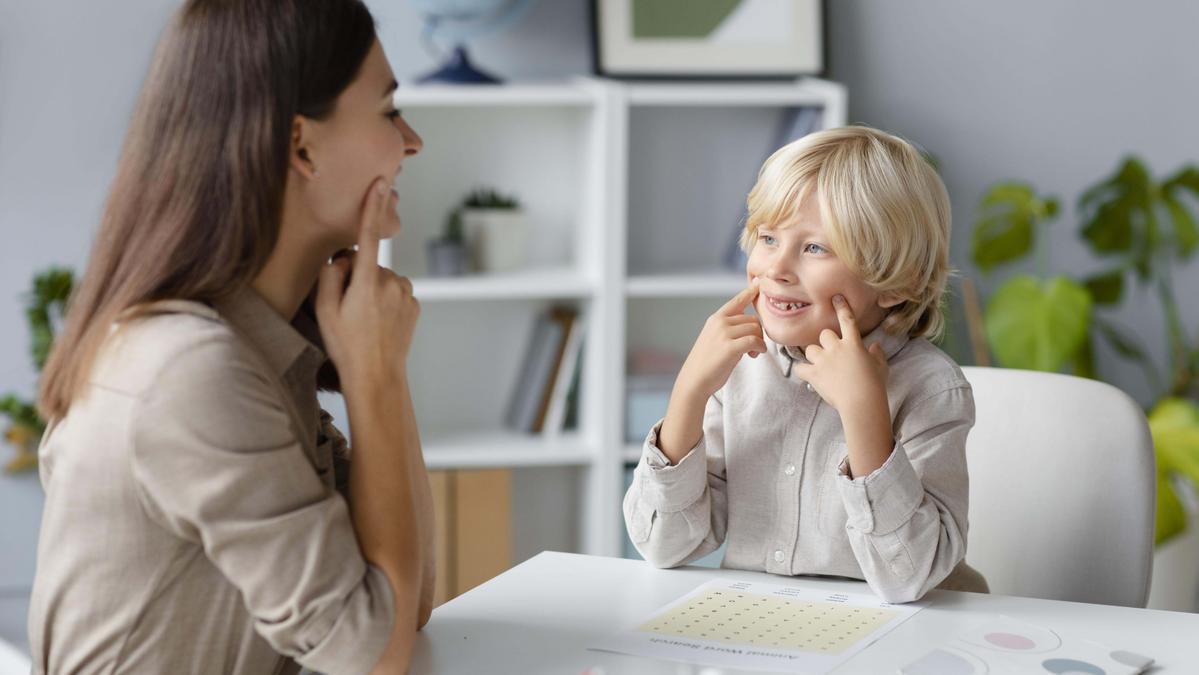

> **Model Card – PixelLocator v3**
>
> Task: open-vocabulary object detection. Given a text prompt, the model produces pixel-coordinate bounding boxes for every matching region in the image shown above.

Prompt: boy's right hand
[315,177,420,391]
[675,279,766,401]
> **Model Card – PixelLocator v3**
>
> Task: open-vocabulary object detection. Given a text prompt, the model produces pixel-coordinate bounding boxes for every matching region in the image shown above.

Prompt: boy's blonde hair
[740,126,952,340]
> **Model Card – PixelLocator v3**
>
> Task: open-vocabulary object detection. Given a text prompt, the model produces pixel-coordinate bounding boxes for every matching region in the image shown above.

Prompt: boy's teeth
[771,298,807,311]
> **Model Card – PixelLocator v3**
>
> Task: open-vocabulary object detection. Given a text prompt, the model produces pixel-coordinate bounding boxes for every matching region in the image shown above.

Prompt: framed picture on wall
[592,0,823,78]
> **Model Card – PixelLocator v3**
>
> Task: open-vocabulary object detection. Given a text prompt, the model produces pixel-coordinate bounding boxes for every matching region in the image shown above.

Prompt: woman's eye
[386,108,403,119]
[804,243,827,254]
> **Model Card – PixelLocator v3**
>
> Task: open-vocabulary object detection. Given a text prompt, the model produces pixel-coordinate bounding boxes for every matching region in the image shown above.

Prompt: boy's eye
[804,243,827,254]
[758,233,776,245]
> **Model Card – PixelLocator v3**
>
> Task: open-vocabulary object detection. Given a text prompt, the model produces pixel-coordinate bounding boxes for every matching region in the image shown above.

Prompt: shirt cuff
[296,563,397,675]
[635,418,709,513]
[834,440,925,535]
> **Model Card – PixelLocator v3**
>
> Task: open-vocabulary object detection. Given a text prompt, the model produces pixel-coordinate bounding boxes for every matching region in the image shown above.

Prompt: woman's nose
[399,118,423,156]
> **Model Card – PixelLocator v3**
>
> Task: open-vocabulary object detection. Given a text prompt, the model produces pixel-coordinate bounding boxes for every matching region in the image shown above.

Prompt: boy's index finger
[832,295,861,341]
[722,279,761,316]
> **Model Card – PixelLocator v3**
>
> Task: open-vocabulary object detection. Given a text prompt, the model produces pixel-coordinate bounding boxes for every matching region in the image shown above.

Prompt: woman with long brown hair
[29,1,433,672]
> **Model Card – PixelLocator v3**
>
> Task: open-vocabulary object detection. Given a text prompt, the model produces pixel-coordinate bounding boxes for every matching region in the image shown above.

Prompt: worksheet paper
[591,578,925,673]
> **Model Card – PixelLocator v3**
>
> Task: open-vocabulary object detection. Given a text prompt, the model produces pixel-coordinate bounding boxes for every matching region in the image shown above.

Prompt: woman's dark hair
[40,0,376,418]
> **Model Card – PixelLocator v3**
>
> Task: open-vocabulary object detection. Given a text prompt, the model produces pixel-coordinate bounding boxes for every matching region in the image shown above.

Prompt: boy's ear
[877,292,905,309]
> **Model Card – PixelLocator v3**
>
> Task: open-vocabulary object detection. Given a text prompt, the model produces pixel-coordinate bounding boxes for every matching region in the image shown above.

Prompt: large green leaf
[984,275,1092,371]
[1079,157,1152,255]
[972,183,1053,273]
[1148,398,1199,544]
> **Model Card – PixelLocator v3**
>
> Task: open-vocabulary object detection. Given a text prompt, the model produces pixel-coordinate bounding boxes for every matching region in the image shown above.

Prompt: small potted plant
[459,187,528,273]
[426,209,469,277]
[3,267,73,474]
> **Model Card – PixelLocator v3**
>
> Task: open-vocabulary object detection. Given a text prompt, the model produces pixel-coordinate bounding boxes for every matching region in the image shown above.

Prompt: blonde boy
[623,126,988,603]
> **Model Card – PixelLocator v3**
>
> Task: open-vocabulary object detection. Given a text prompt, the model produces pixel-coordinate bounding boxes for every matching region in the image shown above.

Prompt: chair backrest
[960,366,1155,607]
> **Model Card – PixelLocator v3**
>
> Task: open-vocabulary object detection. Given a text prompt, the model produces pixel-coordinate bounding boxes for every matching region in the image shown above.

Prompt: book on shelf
[505,306,585,435]
[542,313,587,436]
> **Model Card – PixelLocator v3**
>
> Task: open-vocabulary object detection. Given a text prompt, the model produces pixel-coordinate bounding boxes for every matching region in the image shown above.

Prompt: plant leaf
[972,183,1042,273]
[1162,192,1198,259]
[1156,471,1187,545]
[1079,157,1152,255]
[984,275,1092,371]
[1083,269,1124,305]
[1092,316,1161,393]
[1147,398,1199,544]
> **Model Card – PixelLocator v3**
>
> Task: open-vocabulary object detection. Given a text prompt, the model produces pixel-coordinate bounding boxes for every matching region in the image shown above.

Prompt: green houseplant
[2,267,74,473]
[971,157,1199,544]
[457,187,525,273]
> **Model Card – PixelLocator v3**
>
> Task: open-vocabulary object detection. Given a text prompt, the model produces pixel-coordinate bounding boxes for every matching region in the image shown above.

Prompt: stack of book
[504,306,586,435]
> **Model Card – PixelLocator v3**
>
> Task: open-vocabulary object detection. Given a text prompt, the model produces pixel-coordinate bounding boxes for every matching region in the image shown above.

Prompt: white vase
[461,208,528,273]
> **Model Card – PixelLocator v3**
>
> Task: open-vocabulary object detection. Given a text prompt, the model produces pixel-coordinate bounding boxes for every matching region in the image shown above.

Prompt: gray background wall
[1,0,1196,595]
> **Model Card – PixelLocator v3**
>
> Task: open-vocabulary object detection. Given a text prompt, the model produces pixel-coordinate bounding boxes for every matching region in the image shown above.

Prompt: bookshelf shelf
[423,431,597,470]
[621,444,642,465]
[394,81,598,108]
[411,267,595,302]
[626,272,747,298]
[370,76,847,561]
[626,79,844,108]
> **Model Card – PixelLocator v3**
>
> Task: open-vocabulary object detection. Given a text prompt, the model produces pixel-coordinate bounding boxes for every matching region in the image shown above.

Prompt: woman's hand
[792,294,889,416]
[674,279,767,402]
[315,177,419,389]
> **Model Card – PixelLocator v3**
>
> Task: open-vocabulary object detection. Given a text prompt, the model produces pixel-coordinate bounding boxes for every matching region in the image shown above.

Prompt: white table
[411,551,1199,673]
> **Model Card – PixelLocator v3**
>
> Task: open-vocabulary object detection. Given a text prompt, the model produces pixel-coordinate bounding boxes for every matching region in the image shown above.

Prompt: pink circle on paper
[984,632,1036,650]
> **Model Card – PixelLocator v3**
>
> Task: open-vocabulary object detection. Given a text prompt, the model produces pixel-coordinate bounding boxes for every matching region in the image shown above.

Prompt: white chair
[961,366,1155,608]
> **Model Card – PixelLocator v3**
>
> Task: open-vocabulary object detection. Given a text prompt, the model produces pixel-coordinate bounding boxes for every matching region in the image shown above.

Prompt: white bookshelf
[410,267,596,301]
[382,76,846,561]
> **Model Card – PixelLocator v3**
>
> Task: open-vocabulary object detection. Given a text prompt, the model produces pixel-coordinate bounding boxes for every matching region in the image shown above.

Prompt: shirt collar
[211,286,326,382]
[768,322,911,378]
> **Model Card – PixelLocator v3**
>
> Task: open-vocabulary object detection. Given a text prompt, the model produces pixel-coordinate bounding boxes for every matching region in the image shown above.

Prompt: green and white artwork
[632,0,797,45]
[596,0,821,76]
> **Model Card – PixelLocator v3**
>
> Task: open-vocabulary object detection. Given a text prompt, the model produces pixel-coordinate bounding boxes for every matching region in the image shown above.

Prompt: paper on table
[590,578,926,673]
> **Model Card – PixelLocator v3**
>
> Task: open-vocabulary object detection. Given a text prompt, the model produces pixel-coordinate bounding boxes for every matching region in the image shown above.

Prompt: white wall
[826,0,1199,406]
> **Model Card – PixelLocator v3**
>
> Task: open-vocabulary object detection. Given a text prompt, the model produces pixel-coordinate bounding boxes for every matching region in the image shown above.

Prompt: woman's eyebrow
[382,79,398,98]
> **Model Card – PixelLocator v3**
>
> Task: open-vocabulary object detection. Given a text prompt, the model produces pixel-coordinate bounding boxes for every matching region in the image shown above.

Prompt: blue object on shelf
[411,0,536,85]
[418,46,500,84]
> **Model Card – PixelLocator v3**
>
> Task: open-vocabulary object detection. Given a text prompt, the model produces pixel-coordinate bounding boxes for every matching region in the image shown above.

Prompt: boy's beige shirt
[28,288,394,674]
[624,325,988,603]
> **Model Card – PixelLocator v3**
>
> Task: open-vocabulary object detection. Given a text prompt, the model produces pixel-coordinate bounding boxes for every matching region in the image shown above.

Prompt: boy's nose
[765,261,796,284]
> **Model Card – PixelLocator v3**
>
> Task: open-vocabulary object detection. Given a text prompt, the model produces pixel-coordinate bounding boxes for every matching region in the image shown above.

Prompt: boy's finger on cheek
[832,294,859,336]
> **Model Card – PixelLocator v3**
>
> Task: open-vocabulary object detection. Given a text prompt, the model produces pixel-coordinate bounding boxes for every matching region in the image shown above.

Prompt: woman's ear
[289,115,319,180]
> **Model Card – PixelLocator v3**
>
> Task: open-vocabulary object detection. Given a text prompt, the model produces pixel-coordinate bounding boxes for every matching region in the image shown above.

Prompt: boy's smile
[761,293,812,317]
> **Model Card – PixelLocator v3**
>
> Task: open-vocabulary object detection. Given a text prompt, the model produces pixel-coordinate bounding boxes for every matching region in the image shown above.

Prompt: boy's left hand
[791,295,889,415]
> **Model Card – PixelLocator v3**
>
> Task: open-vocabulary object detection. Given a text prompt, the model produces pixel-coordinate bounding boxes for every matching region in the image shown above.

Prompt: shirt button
[774,550,785,563]
[784,463,796,476]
